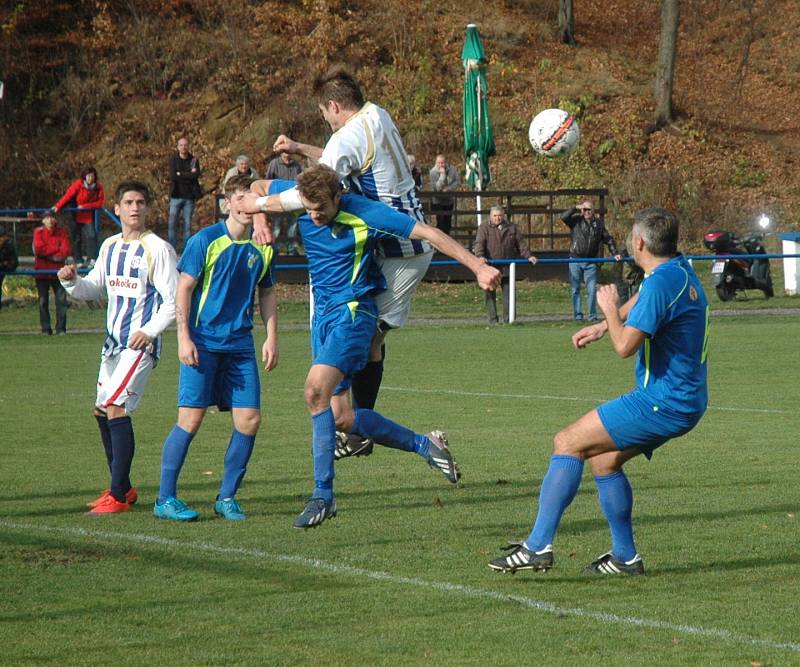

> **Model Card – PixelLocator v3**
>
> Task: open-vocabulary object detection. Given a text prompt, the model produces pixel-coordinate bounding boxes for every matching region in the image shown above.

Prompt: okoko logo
[107,277,140,290]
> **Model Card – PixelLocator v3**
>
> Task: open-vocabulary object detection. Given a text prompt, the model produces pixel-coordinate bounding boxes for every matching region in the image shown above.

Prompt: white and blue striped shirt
[61,231,178,360]
[320,102,430,259]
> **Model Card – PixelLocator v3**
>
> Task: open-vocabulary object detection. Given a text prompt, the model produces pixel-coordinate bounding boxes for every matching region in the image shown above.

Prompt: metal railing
[0,207,121,252]
[417,187,609,251]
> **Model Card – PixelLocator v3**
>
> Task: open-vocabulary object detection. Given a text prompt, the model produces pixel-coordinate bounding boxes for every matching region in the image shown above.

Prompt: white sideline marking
[380,385,791,415]
[2,520,798,653]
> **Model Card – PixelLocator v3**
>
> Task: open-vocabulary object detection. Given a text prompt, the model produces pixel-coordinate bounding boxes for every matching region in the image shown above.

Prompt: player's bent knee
[553,429,582,458]
[177,408,205,434]
[303,384,329,413]
[233,410,261,435]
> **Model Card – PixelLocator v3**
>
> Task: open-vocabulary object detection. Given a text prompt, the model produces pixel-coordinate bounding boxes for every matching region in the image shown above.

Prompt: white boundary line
[380,385,791,415]
[2,520,798,654]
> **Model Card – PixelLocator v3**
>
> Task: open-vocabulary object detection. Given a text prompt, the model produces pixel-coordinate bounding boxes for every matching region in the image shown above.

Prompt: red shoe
[87,487,138,508]
[86,494,130,515]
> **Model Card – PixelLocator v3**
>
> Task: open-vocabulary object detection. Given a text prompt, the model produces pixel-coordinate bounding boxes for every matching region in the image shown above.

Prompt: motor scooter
[703,228,774,301]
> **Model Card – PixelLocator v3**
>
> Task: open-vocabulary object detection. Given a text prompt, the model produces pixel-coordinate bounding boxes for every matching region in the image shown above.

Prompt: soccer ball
[528,108,580,158]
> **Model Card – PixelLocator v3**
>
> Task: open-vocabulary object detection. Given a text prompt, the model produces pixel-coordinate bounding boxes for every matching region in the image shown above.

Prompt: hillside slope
[1,0,797,243]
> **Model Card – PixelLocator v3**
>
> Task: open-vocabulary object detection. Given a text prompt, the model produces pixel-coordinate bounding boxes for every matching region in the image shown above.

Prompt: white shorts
[96,348,155,414]
[374,250,433,329]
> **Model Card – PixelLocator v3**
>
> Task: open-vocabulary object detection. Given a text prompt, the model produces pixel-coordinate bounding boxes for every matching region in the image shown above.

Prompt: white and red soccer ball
[528,108,580,158]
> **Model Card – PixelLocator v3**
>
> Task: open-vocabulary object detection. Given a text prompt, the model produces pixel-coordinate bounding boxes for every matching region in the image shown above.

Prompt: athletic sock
[595,470,637,562]
[524,455,584,552]
[94,414,113,474]
[351,359,384,410]
[219,430,256,500]
[352,408,428,456]
[107,416,135,502]
[311,407,336,503]
[158,425,195,503]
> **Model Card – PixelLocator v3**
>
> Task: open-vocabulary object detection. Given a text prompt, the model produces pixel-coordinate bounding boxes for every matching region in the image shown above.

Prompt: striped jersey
[626,254,709,415]
[62,231,178,360]
[270,180,415,315]
[319,102,430,259]
[178,221,275,352]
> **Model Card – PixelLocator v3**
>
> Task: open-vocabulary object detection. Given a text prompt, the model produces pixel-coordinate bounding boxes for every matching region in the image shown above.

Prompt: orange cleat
[86,494,130,515]
[87,487,138,508]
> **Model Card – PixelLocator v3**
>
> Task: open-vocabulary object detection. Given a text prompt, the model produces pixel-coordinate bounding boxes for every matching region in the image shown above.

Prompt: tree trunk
[654,0,680,128]
[558,0,576,45]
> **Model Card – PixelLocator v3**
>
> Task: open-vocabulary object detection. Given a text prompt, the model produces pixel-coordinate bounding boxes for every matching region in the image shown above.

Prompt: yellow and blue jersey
[178,221,275,352]
[269,180,415,316]
[626,254,709,415]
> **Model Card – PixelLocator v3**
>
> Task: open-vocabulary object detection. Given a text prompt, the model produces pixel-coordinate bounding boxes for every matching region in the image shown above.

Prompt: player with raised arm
[58,181,178,515]
[261,166,499,528]
[488,208,709,575]
[246,67,438,459]
[153,175,278,522]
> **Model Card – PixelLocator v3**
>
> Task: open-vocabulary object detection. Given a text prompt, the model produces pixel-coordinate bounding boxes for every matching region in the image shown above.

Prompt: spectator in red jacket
[33,212,72,334]
[52,167,104,267]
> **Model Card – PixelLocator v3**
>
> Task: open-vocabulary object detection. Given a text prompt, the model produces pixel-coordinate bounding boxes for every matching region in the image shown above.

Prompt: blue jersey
[178,221,275,352]
[269,180,415,315]
[625,254,709,415]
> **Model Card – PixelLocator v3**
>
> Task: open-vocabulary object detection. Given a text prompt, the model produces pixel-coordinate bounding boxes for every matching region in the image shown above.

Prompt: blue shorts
[597,390,703,459]
[178,348,260,410]
[311,301,378,395]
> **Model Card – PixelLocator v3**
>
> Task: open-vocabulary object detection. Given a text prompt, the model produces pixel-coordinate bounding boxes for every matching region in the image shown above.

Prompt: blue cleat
[214,497,246,521]
[153,496,199,522]
[293,497,336,529]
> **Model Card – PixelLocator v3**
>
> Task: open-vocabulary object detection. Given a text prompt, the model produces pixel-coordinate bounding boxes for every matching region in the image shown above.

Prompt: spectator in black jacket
[168,137,202,251]
[561,200,621,321]
[0,225,19,311]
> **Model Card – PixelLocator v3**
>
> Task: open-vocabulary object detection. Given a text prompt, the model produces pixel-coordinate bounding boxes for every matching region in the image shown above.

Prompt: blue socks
[311,407,336,502]
[219,430,256,500]
[158,425,195,503]
[108,416,136,502]
[94,414,113,474]
[525,455,584,551]
[352,408,428,457]
[595,470,637,561]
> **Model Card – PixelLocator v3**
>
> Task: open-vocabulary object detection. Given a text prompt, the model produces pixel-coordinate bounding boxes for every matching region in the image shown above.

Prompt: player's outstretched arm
[273,135,323,161]
[258,285,279,372]
[409,222,501,291]
[175,272,199,367]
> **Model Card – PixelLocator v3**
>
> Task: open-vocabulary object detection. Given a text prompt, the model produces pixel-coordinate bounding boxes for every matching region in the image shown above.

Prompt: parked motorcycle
[703,229,774,301]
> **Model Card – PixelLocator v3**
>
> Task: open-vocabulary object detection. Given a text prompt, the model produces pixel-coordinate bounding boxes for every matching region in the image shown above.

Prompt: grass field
[1,294,799,665]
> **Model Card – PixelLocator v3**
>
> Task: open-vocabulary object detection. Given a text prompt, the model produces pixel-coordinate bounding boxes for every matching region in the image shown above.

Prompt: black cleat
[583,551,645,575]
[488,542,554,573]
[293,497,337,529]
[425,430,461,483]
[334,431,374,460]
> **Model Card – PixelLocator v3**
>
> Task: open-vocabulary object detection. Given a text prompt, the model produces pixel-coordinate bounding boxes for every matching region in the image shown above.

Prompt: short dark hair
[297,165,341,205]
[312,66,365,110]
[224,174,254,197]
[633,207,679,257]
[81,166,98,181]
[115,180,152,204]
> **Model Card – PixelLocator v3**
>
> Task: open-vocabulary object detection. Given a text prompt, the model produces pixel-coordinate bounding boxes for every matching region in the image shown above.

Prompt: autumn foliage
[2,0,798,243]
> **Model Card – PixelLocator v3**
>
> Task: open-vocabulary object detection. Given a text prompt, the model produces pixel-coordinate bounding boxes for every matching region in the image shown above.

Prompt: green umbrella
[462,24,495,191]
